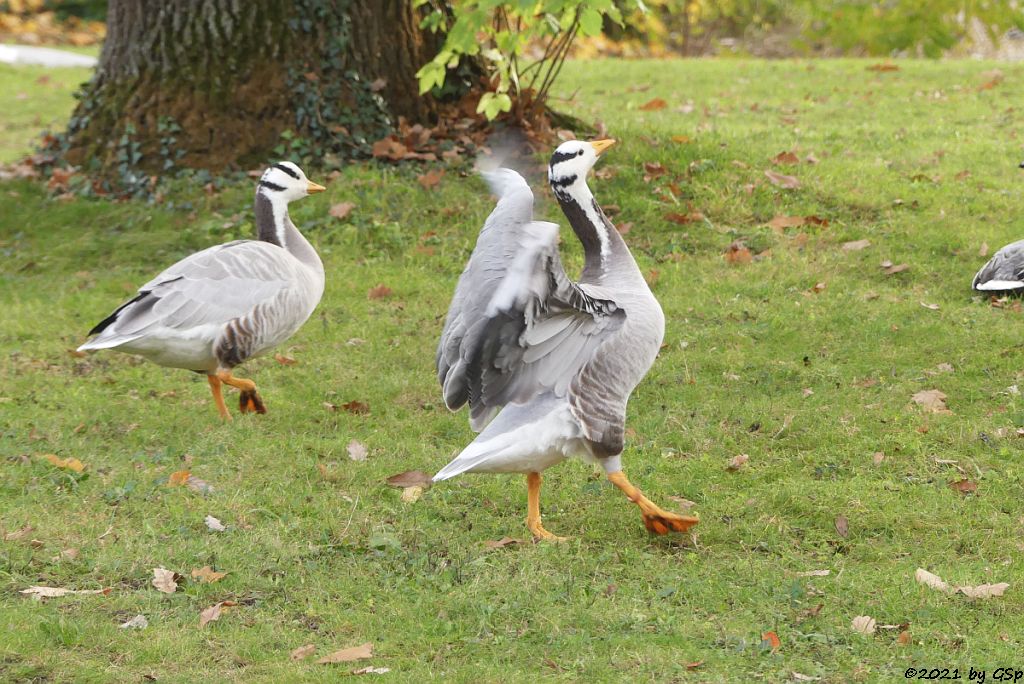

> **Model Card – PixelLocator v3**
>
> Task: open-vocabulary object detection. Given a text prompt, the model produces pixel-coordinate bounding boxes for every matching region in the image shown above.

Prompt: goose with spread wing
[434,140,699,540]
[78,162,326,419]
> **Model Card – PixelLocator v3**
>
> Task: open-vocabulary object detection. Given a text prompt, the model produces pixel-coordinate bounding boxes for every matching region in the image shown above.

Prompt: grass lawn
[2,57,1024,681]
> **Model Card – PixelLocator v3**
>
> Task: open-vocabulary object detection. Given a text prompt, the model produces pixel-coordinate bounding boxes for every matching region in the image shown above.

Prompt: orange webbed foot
[642,510,699,535]
[239,389,267,414]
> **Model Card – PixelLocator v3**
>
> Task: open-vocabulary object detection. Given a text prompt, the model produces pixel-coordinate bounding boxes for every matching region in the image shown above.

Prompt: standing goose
[78,162,326,419]
[434,140,699,540]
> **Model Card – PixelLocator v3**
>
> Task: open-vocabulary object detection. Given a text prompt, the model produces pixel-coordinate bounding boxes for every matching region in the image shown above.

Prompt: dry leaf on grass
[771,151,800,165]
[329,202,355,220]
[639,97,667,111]
[353,666,391,675]
[347,440,368,462]
[386,470,432,489]
[152,568,179,594]
[21,586,109,599]
[204,515,226,532]
[724,241,752,264]
[764,170,800,189]
[920,302,939,311]
[912,389,951,414]
[872,451,885,466]
[367,284,392,300]
[400,485,424,503]
[371,137,408,160]
[119,614,148,629]
[768,215,805,232]
[761,631,781,651]
[948,478,978,495]
[417,169,444,190]
[191,566,227,583]
[851,615,877,634]
[341,400,370,415]
[4,524,33,541]
[317,642,374,664]
[726,454,749,471]
[915,568,1009,599]
[484,537,520,549]
[290,644,316,660]
[794,569,830,577]
[168,470,191,487]
[978,242,989,257]
[274,353,297,366]
[842,239,871,251]
[883,263,910,275]
[43,454,85,473]
[867,63,899,72]
[834,515,849,538]
[897,630,911,645]
[199,600,237,627]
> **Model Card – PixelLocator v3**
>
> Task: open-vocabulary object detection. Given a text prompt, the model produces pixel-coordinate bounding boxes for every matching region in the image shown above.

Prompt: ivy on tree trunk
[62,0,444,182]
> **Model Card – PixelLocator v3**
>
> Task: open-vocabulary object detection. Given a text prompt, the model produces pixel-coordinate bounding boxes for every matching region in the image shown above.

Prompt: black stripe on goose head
[259,180,287,192]
[273,163,300,179]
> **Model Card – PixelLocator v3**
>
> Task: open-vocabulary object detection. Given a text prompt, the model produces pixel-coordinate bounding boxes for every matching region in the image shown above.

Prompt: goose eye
[577,150,584,157]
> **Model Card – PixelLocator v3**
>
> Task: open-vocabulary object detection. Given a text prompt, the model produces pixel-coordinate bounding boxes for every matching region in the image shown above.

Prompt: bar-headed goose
[78,162,326,419]
[434,140,699,540]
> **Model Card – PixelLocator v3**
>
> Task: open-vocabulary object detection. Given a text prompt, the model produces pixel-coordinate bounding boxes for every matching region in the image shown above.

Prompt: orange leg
[526,472,566,542]
[607,471,699,535]
[215,370,267,414]
[206,375,231,420]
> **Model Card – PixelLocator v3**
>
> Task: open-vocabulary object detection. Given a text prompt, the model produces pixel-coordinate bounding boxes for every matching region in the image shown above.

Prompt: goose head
[257,162,326,202]
[548,139,616,190]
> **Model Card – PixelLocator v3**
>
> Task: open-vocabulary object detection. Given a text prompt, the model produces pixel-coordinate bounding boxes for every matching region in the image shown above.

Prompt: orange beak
[306,180,326,194]
[589,139,616,156]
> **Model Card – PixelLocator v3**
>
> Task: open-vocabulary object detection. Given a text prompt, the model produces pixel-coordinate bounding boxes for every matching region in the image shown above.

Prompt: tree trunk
[62,0,444,177]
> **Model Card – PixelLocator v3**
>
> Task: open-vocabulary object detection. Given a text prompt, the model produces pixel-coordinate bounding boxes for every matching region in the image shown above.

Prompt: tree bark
[63,0,443,175]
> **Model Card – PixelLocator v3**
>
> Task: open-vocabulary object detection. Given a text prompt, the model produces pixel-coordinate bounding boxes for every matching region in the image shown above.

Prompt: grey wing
[973,239,1024,291]
[437,169,625,431]
[82,241,291,347]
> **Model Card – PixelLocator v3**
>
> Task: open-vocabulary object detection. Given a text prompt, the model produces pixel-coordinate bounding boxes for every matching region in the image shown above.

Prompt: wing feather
[437,168,625,432]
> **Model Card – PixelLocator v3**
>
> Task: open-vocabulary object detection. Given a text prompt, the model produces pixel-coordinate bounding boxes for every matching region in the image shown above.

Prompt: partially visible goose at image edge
[434,139,699,540]
[972,163,1024,294]
[77,162,327,420]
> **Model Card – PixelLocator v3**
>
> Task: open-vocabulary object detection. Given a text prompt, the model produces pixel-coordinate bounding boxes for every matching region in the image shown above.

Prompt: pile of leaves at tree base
[0,1,105,46]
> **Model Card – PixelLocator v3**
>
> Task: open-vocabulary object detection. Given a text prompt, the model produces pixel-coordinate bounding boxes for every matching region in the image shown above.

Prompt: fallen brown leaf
[851,615,877,634]
[616,221,633,235]
[761,631,781,651]
[724,241,752,265]
[191,566,227,583]
[867,63,899,72]
[367,284,392,300]
[342,400,370,415]
[727,454,749,471]
[199,600,237,627]
[43,454,85,473]
[664,211,704,225]
[957,582,1010,599]
[639,98,667,111]
[771,151,800,165]
[484,537,520,549]
[151,568,179,594]
[290,644,316,660]
[168,470,191,487]
[20,586,110,599]
[386,470,432,489]
[371,137,408,161]
[417,168,444,190]
[329,202,355,220]
[794,569,830,577]
[768,215,805,232]
[948,478,978,495]
[764,170,800,189]
[978,242,989,257]
[347,440,368,462]
[842,239,871,251]
[884,263,909,275]
[274,353,297,366]
[912,389,951,414]
[834,515,849,538]
[897,630,911,645]
[685,660,704,670]
[872,451,885,466]
[317,642,374,664]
